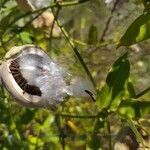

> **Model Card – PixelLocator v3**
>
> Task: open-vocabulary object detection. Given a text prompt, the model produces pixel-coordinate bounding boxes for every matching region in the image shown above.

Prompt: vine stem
[0,11,44,50]
[136,86,150,98]
[48,1,61,49]
[99,0,120,42]
[89,0,120,54]
[1,0,91,36]
[54,18,96,88]
[0,0,91,48]
[107,120,112,150]
[55,113,97,119]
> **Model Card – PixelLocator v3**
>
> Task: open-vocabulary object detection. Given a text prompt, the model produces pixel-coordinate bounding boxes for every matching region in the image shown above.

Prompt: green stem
[0,11,44,50]
[48,4,61,49]
[55,19,96,88]
[55,114,66,150]
[1,0,91,36]
[56,113,97,119]
[107,120,112,150]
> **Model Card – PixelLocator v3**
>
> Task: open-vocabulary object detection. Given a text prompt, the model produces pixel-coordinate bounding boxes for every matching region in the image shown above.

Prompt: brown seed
[19,79,27,89]
[9,59,42,97]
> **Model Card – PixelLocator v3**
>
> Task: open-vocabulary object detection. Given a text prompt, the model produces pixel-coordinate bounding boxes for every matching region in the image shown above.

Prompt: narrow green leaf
[118,13,150,47]
[96,53,130,111]
[88,25,98,45]
[127,119,145,147]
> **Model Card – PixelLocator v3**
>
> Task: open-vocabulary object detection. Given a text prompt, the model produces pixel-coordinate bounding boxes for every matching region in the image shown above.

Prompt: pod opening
[9,59,42,96]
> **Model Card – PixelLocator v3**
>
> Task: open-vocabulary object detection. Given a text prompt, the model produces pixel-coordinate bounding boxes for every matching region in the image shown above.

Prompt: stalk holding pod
[0,45,95,108]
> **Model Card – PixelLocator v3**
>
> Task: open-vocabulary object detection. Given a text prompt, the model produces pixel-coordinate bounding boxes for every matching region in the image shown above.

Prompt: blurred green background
[0,0,149,149]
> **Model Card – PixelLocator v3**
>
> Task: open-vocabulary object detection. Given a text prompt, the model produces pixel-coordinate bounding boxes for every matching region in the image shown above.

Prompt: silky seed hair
[9,58,42,96]
[3,45,96,107]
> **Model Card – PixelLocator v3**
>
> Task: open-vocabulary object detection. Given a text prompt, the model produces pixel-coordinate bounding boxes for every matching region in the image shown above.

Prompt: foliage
[96,52,130,111]
[118,13,150,47]
[0,0,150,149]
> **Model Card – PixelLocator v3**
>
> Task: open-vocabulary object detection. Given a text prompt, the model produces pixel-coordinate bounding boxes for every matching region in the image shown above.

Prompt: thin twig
[54,18,96,88]
[1,1,89,49]
[99,0,120,42]
[87,0,120,54]
[1,0,91,37]
[56,113,97,119]
[0,11,44,49]
[55,114,66,150]
[107,120,112,150]
[136,86,150,98]
[49,3,61,48]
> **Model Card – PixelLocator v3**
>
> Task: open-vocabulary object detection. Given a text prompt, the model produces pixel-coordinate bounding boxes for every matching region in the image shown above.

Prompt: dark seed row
[9,59,42,96]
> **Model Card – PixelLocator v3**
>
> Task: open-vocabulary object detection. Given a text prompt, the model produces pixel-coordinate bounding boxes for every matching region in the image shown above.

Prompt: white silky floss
[1,45,95,107]
[19,46,94,105]
[18,49,67,104]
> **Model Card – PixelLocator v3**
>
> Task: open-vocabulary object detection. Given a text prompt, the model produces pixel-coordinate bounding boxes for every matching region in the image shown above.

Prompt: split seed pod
[0,45,68,107]
[0,45,95,108]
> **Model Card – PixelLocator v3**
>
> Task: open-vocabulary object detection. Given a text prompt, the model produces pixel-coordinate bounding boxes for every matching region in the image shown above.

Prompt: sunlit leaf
[18,32,33,44]
[96,53,130,111]
[28,135,43,146]
[118,13,150,47]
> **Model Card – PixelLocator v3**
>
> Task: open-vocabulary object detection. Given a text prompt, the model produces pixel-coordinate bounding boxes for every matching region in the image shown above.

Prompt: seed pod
[0,45,95,108]
[0,45,68,107]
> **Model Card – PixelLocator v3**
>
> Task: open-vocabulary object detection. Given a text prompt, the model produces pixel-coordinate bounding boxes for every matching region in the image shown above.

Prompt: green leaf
[96,53,130,111]
[20,109,36,124]
[127,119,145,147]
[124,80,136,99]
[118,99,150,119]
[18,32,33,44]
[88,25,98,45]
[118,13,150,47]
